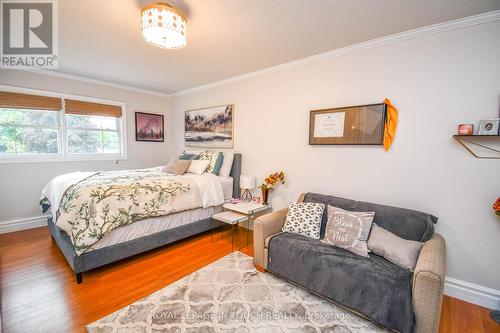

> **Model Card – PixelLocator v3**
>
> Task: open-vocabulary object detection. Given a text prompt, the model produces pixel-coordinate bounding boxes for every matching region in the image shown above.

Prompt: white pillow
[282,202,325,239]
[186,160,210,175]
[218,152,234,177]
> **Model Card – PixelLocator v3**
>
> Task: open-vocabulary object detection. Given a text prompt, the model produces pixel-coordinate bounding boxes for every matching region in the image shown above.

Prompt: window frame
[0,85,127,163]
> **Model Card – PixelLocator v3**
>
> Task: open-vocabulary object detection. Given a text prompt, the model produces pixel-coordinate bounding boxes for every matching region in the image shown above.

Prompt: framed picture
[309,103,386,145]
[135,112,164,142]
[185,104,234,148]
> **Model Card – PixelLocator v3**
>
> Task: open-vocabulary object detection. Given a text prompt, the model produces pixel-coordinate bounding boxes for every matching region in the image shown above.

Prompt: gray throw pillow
[282,202,325,239]
[165,159,191,175]
[367,223,424,271]
[321,205,374,257]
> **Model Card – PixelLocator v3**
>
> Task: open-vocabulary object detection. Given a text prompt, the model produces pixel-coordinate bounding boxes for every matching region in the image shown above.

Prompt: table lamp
[240,175,255,202]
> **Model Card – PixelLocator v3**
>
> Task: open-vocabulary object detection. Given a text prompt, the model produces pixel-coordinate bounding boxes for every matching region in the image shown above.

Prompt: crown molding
[172,10,500,97]
[21,69,171,98]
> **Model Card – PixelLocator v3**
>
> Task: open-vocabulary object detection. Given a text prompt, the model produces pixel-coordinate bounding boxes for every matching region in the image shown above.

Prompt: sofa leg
[50,235,54,241]
[255,264,266,273]
[76,272,83,284]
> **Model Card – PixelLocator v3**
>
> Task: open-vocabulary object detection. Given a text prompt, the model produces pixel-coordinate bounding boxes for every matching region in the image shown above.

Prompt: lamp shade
[141,3,187,49]
[240,175,256,190]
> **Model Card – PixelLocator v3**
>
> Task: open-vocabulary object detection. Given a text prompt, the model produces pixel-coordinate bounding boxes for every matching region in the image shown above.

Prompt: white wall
[171,21,500,295]
[0,70,173,224]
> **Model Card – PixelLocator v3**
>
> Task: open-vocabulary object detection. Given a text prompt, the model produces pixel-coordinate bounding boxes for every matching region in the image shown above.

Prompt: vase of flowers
[494,198,500,216]
[258,171,285,205]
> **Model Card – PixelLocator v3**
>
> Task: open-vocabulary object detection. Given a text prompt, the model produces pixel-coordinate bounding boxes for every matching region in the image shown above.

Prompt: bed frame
[48,153,242,283]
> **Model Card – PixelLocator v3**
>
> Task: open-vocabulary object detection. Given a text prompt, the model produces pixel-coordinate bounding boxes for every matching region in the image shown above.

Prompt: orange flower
[493,198,500,215]
[259,171,286,190]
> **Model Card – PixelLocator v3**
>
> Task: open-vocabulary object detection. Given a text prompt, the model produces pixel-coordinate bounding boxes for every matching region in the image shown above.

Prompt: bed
[43,153,241,283]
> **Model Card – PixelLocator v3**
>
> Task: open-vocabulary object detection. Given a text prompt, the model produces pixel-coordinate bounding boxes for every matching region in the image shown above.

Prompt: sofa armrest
[413,233,446,333]
[253,208,288,270]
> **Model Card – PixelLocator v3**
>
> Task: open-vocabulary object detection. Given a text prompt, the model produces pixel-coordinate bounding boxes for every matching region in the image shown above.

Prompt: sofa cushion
[268,232,415,333]
[351,200,436,242]
[265,232,283,248]
[303,193,355,238]
[303,192,436,242]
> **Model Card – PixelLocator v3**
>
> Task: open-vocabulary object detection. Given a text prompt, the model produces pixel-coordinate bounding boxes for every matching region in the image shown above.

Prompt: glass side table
[212,202,271,251]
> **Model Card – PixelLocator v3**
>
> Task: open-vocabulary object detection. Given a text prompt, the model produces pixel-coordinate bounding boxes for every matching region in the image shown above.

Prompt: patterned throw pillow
[198,151,223,174]
[321,205,375,257]
[282,202,325,239]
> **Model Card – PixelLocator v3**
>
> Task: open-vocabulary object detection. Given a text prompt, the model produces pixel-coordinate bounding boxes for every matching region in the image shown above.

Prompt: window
[66,114,121,154]
[0,89,126,162]
[0,108,61,155]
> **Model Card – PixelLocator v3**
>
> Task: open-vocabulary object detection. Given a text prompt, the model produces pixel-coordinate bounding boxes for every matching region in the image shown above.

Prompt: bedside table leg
[247,214,252,248]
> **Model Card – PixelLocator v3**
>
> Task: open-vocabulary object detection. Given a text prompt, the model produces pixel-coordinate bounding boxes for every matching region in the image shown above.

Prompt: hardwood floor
[0,227,498,333]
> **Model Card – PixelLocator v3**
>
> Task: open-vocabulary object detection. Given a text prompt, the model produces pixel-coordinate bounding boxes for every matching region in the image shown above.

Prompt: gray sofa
[254,193,446,333]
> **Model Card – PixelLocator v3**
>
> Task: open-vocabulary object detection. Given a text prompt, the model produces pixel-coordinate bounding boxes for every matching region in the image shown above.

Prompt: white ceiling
[55,0,500,94]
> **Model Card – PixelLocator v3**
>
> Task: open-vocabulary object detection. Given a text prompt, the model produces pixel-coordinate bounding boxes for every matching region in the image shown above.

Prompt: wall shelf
[453,135,500,159]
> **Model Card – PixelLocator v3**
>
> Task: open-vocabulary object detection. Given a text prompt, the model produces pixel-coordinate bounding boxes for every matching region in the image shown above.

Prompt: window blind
[0,91,62,111]
[64,99,122,118]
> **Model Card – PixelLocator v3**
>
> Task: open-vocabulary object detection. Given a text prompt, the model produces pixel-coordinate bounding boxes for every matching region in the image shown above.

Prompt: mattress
[91,205,223,251]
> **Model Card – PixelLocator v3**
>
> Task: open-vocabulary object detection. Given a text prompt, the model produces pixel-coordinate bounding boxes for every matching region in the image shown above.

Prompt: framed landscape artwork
[309,103,386,145]
[135,112,164,142]
[185,104,234,148]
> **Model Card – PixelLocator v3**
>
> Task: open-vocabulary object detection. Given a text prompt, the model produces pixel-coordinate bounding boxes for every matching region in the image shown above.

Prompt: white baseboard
[1,215,499,311]
[445,277,500,310]
[0,215,49,234]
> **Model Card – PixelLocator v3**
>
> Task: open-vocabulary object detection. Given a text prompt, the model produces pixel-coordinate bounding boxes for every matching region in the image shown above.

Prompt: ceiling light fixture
[141,3,187,49]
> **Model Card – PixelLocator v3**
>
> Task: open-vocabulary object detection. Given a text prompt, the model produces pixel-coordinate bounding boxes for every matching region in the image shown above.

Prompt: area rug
[86,252,388,333]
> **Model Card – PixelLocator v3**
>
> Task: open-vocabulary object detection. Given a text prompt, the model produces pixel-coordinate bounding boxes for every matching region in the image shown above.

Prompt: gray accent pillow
[282,202,325,239]
[367,223,424,271]
[165,159,191,175]
[321,205,374,257]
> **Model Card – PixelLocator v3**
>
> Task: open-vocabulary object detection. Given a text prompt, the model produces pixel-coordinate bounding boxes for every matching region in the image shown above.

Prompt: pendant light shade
[141,3,187,49]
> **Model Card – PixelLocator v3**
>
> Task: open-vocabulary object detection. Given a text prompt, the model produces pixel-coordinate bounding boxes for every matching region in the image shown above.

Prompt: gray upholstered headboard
[229,153,242,198]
